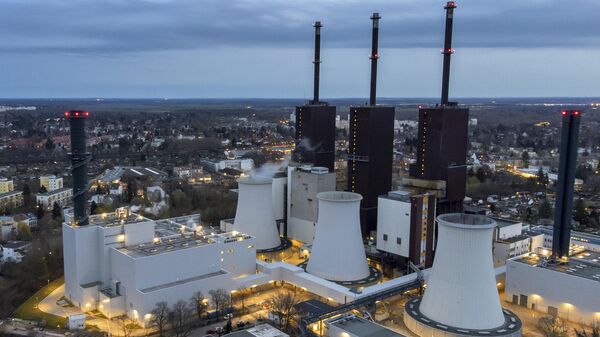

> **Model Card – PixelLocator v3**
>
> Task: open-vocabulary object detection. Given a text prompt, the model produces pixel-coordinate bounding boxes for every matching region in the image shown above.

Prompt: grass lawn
[13,277,67,329]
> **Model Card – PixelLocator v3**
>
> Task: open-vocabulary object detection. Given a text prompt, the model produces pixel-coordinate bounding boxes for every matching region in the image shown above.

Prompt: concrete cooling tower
[233,176,281,250]
[404,213,521,337]
[306,191,370,282]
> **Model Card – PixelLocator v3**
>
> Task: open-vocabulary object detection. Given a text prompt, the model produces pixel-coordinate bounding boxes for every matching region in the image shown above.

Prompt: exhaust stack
[441,1,456,105]
[65,110,91,226]
[311,21,322,105]
[552,110,582,259]
[369,13,381,106]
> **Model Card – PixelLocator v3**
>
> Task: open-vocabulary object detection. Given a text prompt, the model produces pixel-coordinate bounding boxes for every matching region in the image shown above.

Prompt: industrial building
[63,208,257,324]
[506,252,600,324]
[404,213,522,337]
[293,21,336,172]
[286,165,335,244]
[406,1,469,215]
[376,190,436,269]
[325,314,407,337]
[347,13,395,236]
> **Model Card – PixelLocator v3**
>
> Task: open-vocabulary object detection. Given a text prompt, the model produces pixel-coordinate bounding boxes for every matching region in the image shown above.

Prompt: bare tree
[190,291,208,321]
[170,300,194,337]
[538,316,569,337]
[266,291,300,332]
[236,287,248,314]
[116,317,136,337]
[151,301,170,337]
[209,288,231,318]
[575,321,600,337]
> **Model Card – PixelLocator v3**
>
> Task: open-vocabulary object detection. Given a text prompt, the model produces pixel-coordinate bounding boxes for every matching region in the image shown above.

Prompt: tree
[51,202,62,220]
[190,291,208,321]
[150,301,170,337]
[208,289,230,318]
[116,317,136,337]
[538,199,553,220]
[16,222,32,241]
[36,203,45,219]
[476,168,487,183]
[575,321,600,337]
[573,198,587,223]
[266,291,300,332]
[538,316,568,337]
[38,185,48,194]
[22,184,31,196]
[170,300,194,337]
[236,287,248,314]
[522,151,530,167]
[90,201,98,215]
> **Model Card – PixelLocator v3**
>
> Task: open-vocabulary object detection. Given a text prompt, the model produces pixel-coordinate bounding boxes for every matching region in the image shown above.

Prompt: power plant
[233,176,282,251]
[347,13,395,235]
[55,2,600,335]
[293,21,336,172]
[405,214,522,337]
[306,192,369,282]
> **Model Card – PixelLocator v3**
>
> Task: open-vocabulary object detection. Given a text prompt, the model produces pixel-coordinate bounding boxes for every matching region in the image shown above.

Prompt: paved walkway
[38,284,81,318]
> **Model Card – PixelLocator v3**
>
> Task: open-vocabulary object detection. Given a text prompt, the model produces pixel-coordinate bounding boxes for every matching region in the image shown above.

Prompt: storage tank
[233,176,281,250]
[404,213,522,337]
[306,191,369,281]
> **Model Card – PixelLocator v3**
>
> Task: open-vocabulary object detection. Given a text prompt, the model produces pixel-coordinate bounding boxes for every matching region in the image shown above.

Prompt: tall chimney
[441,1,456,106]
[65,110,91,226]
[311,21,322,105]
[369,13,381,106]
[552,110,582,259]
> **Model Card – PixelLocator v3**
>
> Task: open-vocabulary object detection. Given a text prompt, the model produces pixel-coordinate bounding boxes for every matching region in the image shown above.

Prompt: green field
[13,277,67,328]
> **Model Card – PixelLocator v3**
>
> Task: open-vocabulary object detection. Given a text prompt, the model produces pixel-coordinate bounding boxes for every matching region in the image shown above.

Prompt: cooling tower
[233,176,281,250]
[306,192,370,281]
[405,213,522,337]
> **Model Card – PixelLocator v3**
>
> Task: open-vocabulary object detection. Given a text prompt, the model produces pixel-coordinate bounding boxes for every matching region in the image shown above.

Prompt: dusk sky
[1,0,599,98]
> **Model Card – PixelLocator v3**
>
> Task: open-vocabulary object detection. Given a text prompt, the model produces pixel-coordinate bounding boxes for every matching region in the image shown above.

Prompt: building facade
[37,187,73,209]
[40,175,64,192]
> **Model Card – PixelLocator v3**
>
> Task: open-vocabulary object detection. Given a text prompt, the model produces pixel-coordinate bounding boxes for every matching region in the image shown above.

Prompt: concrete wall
[377,197,411,257]
[63,224,101,308]
[505,260,600,324]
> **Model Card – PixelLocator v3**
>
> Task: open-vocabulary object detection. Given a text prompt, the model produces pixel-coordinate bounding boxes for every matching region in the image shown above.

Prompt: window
[383,234,388,241]
[396,237,402,245]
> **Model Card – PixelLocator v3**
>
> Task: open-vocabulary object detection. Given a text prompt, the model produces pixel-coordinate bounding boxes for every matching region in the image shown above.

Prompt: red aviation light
[573,110,581,116]
[445,1,457,9]
[64,110,91,118]
[561,111,568,117]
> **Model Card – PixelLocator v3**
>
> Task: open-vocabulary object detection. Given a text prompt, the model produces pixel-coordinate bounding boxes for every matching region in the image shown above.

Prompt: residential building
[0,241,32,263]
[40,175,64,192]
[37,187,73,209]
[0,178,14,193]
[0,190,24,211]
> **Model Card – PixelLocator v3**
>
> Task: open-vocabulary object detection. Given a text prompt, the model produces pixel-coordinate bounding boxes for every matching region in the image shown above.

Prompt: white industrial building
[37,187,73,209]
[491,218,544,267]
[286,165,335,244]
[63,207,257,326]
[505,250,600,324]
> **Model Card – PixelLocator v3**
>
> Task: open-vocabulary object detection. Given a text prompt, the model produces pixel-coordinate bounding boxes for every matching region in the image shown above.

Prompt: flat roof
[491,217,522,228]
[516,251,600,282]
[117,234,214,258]
[328,315,406,337]
[295,299,335,316]
[37,187,71,197]
[225,324,288,337]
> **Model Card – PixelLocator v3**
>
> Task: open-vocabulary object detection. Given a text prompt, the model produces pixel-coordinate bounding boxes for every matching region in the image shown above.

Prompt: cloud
[0,0,599,55]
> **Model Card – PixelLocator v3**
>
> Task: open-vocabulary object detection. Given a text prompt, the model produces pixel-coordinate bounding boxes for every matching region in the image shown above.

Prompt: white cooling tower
[405,213,521,337]
[306,191,370,281]
[233,176,281,250]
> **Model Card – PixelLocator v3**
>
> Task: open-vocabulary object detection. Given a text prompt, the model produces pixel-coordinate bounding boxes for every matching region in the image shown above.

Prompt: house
[12,213,37,228]
[0,241,32,263]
